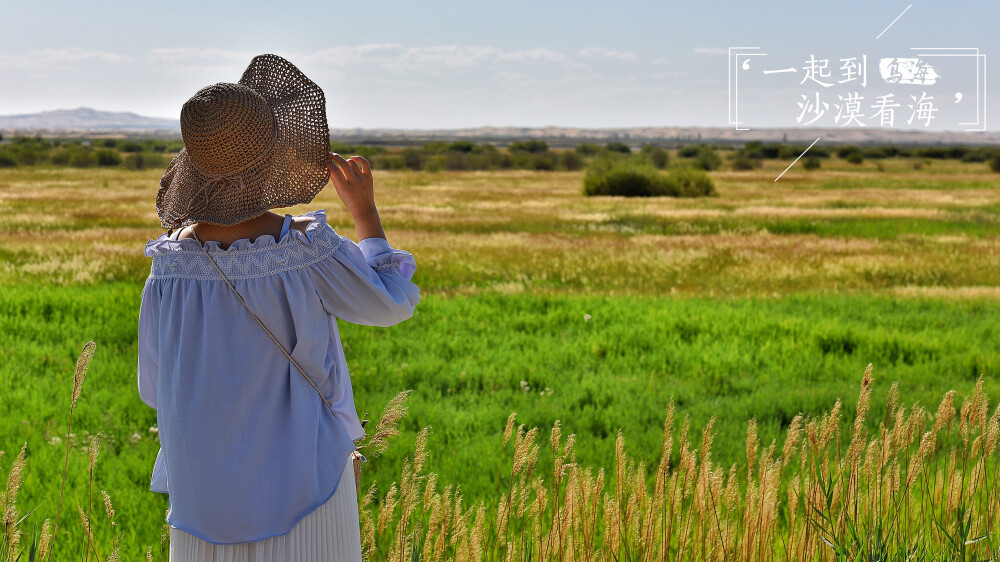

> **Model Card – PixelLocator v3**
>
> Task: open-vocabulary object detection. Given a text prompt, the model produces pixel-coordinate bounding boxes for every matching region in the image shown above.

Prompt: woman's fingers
[327,153,350,184]
[352,156,371,176]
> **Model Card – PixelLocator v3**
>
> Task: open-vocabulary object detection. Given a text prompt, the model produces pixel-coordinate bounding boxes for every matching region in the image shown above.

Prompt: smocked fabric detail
[373,261,402,276]
[149,228,342,281]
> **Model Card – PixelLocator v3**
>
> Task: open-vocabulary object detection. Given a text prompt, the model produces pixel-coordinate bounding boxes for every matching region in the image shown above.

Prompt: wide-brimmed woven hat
[156,54,330,229]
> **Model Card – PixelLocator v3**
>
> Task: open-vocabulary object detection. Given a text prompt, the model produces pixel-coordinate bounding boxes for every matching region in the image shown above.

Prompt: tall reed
[359,364,1000,561]
[0,342,157,562]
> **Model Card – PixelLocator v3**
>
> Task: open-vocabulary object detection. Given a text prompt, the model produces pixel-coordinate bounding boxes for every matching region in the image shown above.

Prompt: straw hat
[156,54,330,229]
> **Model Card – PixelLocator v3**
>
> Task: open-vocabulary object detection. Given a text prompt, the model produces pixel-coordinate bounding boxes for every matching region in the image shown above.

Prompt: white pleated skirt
[169,455,362,562]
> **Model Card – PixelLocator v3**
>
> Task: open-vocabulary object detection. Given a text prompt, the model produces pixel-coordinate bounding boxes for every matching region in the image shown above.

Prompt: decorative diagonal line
[876,4,912,40]
[775,138,821,182]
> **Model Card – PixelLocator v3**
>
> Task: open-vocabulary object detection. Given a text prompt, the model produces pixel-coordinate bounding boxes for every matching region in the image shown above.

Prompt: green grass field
[2,154,1000,558]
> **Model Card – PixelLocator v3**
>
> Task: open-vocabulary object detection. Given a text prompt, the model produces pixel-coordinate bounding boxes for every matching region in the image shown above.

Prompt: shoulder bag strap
[189,228,368,493]
[189,228,336,417]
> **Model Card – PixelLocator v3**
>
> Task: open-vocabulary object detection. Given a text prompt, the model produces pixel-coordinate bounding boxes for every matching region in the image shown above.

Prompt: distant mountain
[0,107,178,132]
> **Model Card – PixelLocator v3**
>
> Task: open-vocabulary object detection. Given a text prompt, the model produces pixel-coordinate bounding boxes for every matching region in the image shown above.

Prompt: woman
[137,54,420,561]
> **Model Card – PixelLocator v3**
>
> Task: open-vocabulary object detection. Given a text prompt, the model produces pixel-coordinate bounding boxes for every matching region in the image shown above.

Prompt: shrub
[574,143,601,156]
[52,145,97,168]
[668,165,716,197]
[13,146,44,165]
[730,155,761,171]
[0,151,17,167]
[369,155,407,170]
[781,144,830,159]
[423,155,445,172]
[990,155,1000,173]
[837,145,863,159]
[741,141,765,160]
[530,152,557,171]
[640,145,670,169]
[962,148,997,163]
[448,140,475,153]
[402,148,423,170]
[445,151,466,170]
[604,141,631,154]
[694,145,722,171]
[117,140,142,152]
[846,152,864,165]
[583,158,715,198]
[68,151,97,168]
[862,146,890,159]
[678,143,722,171]
[123,152,166,170]
[677,144,700,158]
[803,155,821,170]
[761,144,782,158]
[96,149,122,167]
[471,143,497,154]
[509,139,549,153]
[583,158,676,197]
[141,139,168,153]
[559,151,584,171]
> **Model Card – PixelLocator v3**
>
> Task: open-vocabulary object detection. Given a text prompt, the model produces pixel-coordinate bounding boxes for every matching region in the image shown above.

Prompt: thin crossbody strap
[189,228,338,419]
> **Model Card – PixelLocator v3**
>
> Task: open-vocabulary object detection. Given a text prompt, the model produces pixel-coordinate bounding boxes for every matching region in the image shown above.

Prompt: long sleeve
[137,276,160,409]
[308,230,420,327]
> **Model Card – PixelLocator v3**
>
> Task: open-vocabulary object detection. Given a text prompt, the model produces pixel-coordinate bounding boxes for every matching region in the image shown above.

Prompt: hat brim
[156,54,330,229]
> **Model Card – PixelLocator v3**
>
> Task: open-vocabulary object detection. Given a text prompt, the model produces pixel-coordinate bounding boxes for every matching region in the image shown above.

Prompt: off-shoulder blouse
[137,209,419,544]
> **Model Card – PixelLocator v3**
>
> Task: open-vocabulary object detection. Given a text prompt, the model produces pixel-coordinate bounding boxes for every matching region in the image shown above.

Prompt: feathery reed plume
[38,519,53,561]
[1,443,26,529]
[101,490,114,521]
[746,419,758,482]
[48,340,96,562]
[782,414,803,469]
[77,505,92,547]
[1,443,27,559]
[503,413,517,448]
[72,340,96,408]
[413,426,431,475]
[88,435,100,475]
[359,389,413,458]
[355,370,1000,561]
[934,390,956,433]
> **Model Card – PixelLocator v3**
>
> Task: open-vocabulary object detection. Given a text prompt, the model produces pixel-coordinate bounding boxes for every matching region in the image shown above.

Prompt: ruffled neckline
[145,210,330,257]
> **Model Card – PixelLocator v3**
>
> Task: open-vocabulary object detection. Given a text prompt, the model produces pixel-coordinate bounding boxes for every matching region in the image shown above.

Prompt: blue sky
[1,0,997,131]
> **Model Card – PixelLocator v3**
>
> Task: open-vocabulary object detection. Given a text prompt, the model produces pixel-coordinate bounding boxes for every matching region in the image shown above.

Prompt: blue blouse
[137,209,419,544]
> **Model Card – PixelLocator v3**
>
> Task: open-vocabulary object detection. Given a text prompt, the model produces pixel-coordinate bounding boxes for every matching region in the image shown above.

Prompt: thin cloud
[694,47,728,55]
[147,48,255,64]
[0,48,134,69]
[150,45,583,77]
[580,47,638,60]
[651,71,689,79]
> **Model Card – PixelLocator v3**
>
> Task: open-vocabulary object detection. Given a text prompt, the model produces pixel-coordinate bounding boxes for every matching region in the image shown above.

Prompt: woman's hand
[326,153,376,217]
[326,152,387,241]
